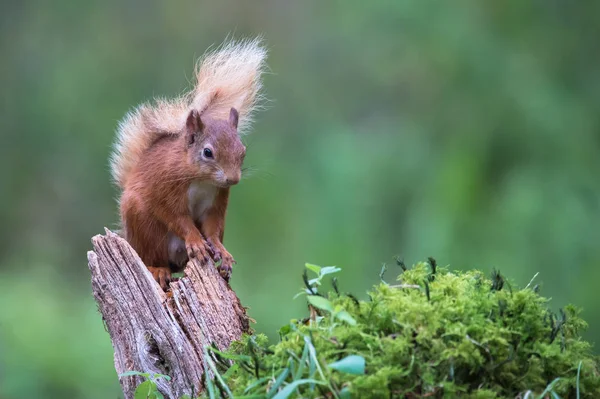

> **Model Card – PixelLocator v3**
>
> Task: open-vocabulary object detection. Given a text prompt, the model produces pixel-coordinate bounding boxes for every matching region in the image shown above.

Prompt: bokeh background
[1,1,599,398]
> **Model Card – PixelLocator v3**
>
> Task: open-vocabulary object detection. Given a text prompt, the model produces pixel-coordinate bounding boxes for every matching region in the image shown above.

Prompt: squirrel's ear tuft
[229,107,239,129]
[186,109,203,145]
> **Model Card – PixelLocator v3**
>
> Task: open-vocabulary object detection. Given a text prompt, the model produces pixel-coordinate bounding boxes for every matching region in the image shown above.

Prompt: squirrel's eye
[203,148,213,159]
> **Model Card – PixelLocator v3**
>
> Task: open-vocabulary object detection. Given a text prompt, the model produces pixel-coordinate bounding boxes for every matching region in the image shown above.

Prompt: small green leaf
[335,310,357,326]
[293,291,308,299]
[328,355,366,375]
[319,266,341,276]
[120,371,149,378]
[272,379,326,399]
[308,278,321,286]
[305,263,321,274]
[152,373,171,381]
[278,324,292,337]
[339,386,352,399]
[134,380,156,399]
[306,295,334,313]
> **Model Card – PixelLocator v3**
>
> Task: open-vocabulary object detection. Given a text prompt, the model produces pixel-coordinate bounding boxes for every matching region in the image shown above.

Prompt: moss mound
[201,261,599,398]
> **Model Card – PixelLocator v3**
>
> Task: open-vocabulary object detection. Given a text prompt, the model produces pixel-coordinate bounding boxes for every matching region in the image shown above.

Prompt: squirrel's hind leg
[147,266,172,291]
[168,233,189,273]
[121,203,174,291]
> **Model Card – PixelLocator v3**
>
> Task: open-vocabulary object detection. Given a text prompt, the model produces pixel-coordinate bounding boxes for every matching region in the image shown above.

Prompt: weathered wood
[87,229,250,399]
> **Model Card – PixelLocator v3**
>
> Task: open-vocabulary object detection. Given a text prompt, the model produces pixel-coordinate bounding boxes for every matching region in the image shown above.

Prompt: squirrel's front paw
[147,266,172,291]
[206,238,223,262]
[185,238,210,264]
[217,254,236,282]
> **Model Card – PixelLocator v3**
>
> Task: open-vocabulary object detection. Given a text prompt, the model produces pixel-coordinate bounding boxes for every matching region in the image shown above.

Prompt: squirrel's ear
[185,109,203,144]
[229,107,239,129]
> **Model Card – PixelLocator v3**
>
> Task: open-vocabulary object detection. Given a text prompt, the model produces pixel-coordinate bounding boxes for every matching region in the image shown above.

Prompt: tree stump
[87,229,250,399]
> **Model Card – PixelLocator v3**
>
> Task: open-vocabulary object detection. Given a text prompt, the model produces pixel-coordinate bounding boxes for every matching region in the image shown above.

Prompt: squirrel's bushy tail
[190,37,267,134]
[110,37,268,188]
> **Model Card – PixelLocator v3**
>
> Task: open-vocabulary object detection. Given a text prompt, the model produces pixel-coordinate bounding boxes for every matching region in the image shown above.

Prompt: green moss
[200,261,600,398]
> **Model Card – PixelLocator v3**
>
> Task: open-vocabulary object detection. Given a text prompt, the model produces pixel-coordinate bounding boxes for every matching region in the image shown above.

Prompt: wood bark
[87,229,250,399]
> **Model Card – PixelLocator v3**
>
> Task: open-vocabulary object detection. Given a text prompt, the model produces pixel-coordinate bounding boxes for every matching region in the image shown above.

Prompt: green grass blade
[266,368,290,398]
[203,351,217,399]
[272,379,327,399]
[577,361,582,399]
[538,378,561,398]
[293,344,309,380]
[204,346,234,398]
[222,363,240,381]
[304,336,325,379]
[242,377,271,395]
[207,346,253,363]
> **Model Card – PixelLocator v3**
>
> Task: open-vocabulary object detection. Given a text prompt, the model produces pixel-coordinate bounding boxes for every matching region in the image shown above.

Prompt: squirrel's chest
[187,181,217,222]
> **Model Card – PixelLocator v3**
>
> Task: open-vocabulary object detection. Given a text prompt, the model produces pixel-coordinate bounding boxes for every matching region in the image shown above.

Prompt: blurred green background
[1,1,599,398]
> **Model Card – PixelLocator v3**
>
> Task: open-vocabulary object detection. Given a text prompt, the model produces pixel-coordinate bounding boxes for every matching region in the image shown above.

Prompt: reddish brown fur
[120,108,245,289]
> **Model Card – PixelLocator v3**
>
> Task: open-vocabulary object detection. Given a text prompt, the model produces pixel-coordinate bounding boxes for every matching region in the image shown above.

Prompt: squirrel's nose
[226,176,240,186]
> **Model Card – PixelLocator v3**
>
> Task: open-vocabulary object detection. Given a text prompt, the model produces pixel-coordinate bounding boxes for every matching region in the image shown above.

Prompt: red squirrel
[109,38,267,290]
